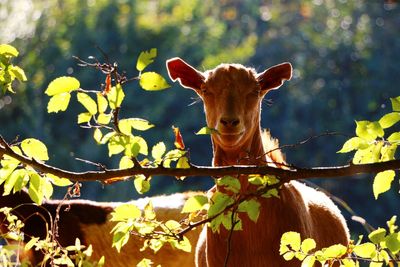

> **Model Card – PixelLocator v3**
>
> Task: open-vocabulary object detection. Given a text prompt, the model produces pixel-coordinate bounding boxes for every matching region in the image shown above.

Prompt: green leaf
[301,238,316,253]
[134,175,150,194]
[93,128,103,144]
[182,195,208,213]
[137,258,153,267]
[171,236,192,253]
[144,201,156,220]
[373,170,395,199]
[77,92,97,115]
[9,66,27,81]
[97,93,108,113]
[379,112,400,129]
[107,83,125,109]
[151,142,166,161]
[21,138,49,161]
[136,48,157,72]
[353,142,383,164]
[380,144,397,161]
[119,156,134,169]
[46,174,72,187]
[3,169,26,195]
[45,76,80,96]
[337,137,366,153]
[24,237,39,251]
[77,112,92,124]
[238,199,260,222]
[108,135,130,156]
[47,92,71,113]
[129,118,154,131]
[391,96,400,112]
[139,72,170,91]
[280,231,301,251]
[97,113,112,125]
[384,233,400,253]
[368,228,387,244]
[111,204,141,221]
[217,176,241,193]
[112,229,130,253]
[387,216,398,234]
[0,44,19,57]
[195,127,220,135]
[322,244,347,258]
[208,192,234,218]
[118,119,132,135]
[301,256,316,267]
[356,121,384,141]
[28,172,44,205]
[388,132,400,143]
[176,156,190,169]
[352,242,376,258]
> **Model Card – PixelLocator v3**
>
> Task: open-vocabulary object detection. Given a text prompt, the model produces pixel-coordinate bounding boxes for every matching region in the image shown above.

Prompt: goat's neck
[212,125,265,167]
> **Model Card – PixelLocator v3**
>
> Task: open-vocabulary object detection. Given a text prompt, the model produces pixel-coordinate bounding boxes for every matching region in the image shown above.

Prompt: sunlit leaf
[380,144,397,161]
[77,92,97,115]
[97,113,112,125]
[97,93,108,113]
[108,135,130,156]
[24,237,39,251]
[47,92,71,113]
[379,112,400,129]
[45,76,80,96]
[134,175,150,194]
[337,137,366,153]
[136,48,157,72]
[391,96,400,112]
[0,44,19,57]
[77,112,92,124]
[373,170,395,199]
[355,121,384,141]
[129,118,154,131]
[111,204,141,221]
[119,156,134,169]
[238,199,260,222]
[322,244,347,258]
[144,201,156,220]
[195,127,220,135]
[137,258,153,267]
[46,173,72,187]
[28,172,44,205]
[217,176,241,193]
[352,242,376,258]
[171,236,192,253]
[280,231,301,252]
[182,195,208,213]
[208,192,234,218]
[21,138,49,161]
[93,128,103,144]
[301,256,316,267]
[176,156,190,169]
[388,132,400,143]
[300,238,316,254]
[9,66,27,81]
[368,228,386,244]
[140,72,170,91]
[151,142,166,161]
[3,169,26,195]
[385,233,400,253]
[108,83,125,109]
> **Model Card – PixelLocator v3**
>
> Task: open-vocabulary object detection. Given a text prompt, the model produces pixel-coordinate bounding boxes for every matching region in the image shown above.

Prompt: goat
[166,58,349,267]
[0,185,201,266]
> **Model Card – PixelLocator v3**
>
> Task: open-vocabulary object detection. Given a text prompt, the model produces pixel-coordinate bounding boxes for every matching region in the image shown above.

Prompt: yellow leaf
[45,76,80,96]
[139,72,170,91]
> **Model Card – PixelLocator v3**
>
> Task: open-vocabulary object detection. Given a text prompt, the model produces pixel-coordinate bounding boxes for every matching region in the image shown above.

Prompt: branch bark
[1,136,399,184]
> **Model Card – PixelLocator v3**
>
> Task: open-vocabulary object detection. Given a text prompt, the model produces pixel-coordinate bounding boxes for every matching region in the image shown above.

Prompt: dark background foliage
[1,0,399,237]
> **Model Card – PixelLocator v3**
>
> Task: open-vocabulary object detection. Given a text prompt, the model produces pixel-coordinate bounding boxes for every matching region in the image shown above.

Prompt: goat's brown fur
[167,58,349,267]
[0,187,202,266]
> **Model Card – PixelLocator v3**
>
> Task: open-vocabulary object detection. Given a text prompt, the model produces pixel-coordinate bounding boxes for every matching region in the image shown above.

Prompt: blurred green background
[1,0,399,238]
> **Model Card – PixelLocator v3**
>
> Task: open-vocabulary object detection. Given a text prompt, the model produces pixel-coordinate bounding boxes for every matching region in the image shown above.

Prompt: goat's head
[166,58,292,150]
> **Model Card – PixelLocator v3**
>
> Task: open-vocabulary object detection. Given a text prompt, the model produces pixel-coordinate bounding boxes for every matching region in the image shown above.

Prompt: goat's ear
[257,62,292,92]
[166,57,205,90]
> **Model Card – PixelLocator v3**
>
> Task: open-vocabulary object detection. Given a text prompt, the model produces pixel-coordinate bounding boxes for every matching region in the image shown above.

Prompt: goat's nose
[220,117,240,127]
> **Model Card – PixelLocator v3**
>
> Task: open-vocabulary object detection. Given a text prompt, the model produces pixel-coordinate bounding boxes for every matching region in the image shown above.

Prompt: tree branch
[1,136,399,184]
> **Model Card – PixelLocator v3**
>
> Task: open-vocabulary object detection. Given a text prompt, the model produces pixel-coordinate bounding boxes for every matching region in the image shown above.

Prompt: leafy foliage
[0,44,26,94]
[338,96,400,199]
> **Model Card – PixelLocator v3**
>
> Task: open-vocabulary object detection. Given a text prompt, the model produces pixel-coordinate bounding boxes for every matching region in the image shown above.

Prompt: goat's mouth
[216,131,244,147]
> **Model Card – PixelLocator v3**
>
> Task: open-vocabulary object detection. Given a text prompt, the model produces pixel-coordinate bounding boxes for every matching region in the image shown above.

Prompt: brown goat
[0,186,201,266]
[167,58,349,267]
